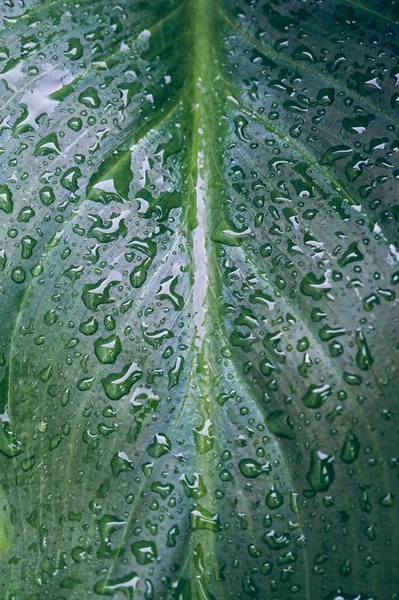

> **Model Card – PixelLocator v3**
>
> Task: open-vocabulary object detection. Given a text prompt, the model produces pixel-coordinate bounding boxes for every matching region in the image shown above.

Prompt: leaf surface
[0,0,398,598]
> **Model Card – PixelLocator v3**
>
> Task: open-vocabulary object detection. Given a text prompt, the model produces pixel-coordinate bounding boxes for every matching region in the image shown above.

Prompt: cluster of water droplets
[0,0,397,598]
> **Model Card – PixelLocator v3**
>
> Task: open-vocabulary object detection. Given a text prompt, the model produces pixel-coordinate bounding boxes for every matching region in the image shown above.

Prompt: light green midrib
[188,0,215,344]
[182,0,226,595]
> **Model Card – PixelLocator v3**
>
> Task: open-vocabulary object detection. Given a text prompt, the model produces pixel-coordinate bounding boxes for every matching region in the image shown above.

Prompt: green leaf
[0,0,398,598]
